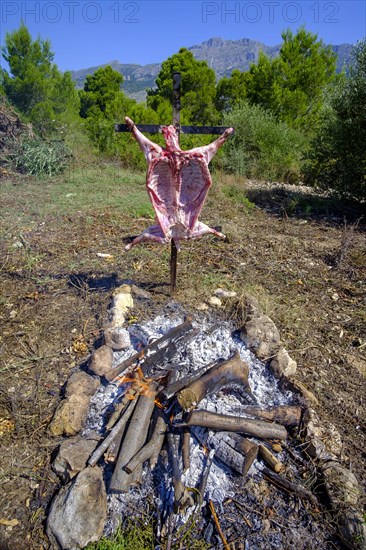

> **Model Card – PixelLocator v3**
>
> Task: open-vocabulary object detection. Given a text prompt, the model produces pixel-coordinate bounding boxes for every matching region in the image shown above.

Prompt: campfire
[45,290,346,549]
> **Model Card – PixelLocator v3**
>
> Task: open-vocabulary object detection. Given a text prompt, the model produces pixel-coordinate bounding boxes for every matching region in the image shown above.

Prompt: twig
[88,398,137,467]
[208,499,230,550]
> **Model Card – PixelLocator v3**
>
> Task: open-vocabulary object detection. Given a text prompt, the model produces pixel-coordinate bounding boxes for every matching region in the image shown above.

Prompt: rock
[270,348,297,378]
[89,345,114,376]
[104,327,131,351]
[240,315,281,361]
[303,408,343,461]
[208,296,222,307]
[244,295,261,319]
[49,394,91,436]
[52,436,99,483]
[214,288,237,299]
[46,466,107,549]
[322,461,360,508]
[195,302,209,311]
[130,285,151,300]
[109,285,134,327]
[65,370,99,397]
[322,461,366,550]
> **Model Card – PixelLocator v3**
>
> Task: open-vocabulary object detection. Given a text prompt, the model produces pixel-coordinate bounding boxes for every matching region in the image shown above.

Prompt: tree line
[1,23,365,202]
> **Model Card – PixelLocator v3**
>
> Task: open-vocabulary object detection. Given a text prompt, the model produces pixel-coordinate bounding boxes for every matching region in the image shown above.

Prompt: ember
[47,301,342,549]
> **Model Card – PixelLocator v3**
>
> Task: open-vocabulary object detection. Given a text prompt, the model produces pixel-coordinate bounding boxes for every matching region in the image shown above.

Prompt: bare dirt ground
[0,169,365,549]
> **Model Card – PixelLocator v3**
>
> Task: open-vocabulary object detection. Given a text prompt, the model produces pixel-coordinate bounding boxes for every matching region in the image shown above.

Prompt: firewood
[197,448,215,499]
[242,405,302,427]
[109,383,157,493]
[177,351,252,410]
[123,412,166,473]
[193,427,248,475]
[258,444,284,473]
[168,433,194,512]
[216,432,258,475]
[261,466,317,504]
[158,361,216,404]
[177,409,288,440]
[105,318,194,382]
[182,428,191,472]
[88,398,137,467]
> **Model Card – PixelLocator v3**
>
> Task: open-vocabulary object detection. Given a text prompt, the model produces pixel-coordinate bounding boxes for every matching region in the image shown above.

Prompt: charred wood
[177,409,288,440]
[167,433,194,512]
[105,318,194,382]
[193,427,248,475]
[182,427,191,472]
[177,351,251,410]
[215,432,258,475]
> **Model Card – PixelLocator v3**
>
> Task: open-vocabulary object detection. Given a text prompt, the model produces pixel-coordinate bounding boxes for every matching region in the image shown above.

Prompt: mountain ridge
[70,36,353,102]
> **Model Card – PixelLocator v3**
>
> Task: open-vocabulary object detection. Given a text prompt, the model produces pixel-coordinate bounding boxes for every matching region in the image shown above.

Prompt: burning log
[109,383,157,493]
[168,433,194,512]
[242,405,302,428]
[88,398,138,467]
[105,318,194,382]
[177,351,252,410]
[177,410,288,440]
[124,412,167,473]
[258,443,284,473]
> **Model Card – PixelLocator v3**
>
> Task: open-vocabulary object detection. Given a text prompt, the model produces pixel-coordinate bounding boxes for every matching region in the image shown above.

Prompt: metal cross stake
[115,72,233,296]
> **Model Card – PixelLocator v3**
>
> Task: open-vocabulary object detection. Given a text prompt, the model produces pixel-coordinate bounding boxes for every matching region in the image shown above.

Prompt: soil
[0,171,365,549]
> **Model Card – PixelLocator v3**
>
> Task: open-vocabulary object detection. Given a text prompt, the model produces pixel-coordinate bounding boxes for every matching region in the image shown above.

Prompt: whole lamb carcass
[124,116,234,251]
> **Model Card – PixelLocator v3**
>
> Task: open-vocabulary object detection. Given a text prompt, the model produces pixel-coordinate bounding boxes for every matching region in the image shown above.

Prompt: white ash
[82,311,296,532]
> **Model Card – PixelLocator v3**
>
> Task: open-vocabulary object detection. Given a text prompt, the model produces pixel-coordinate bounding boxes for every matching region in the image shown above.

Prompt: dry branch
[261,466,317,504]
[124,412,167,473]
[109,383,157,492]
[182,428,191,472]
[168,433,194,512]
[177,351,251,410]
[88,398,137,467]
[242,405,302,427]
[177,410,288,440]
[258,444,284,473]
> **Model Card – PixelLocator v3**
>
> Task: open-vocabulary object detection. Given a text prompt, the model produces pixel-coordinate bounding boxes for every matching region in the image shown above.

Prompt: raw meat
[124,116,234,250]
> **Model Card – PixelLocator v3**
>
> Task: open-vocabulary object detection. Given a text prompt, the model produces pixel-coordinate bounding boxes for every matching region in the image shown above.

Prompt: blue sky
[1,1,365,72]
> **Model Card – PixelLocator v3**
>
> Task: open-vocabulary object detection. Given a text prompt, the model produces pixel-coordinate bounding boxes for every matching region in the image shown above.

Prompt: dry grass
[0,164,365,548]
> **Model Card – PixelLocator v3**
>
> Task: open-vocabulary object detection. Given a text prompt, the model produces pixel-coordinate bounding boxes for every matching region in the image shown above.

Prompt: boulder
[270,347,297,378]
[52,436,99,483]
[240,314,281,361]
[89,345,114,377]
[322,461,366,550]
[65,370,99,397]
[109,285,134,327]
[48,394,91,437]
[104,327,131,351]
[303,408,343,461]
[46,466,107,549]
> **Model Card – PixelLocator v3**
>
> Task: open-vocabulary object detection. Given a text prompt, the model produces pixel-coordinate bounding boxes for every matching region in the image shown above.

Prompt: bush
[221,102,307,182]
[15,138,72,176]
[303,40,366,203]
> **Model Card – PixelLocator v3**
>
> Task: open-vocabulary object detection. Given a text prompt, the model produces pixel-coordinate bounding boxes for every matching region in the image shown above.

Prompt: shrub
[15,137,72,176]
[303,40,366,203]
[221,101,307,182]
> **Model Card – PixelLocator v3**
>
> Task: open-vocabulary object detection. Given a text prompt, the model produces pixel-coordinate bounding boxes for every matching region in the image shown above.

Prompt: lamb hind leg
[125,224,168,251]
[190,221,226,240]
[125,117,162,161]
